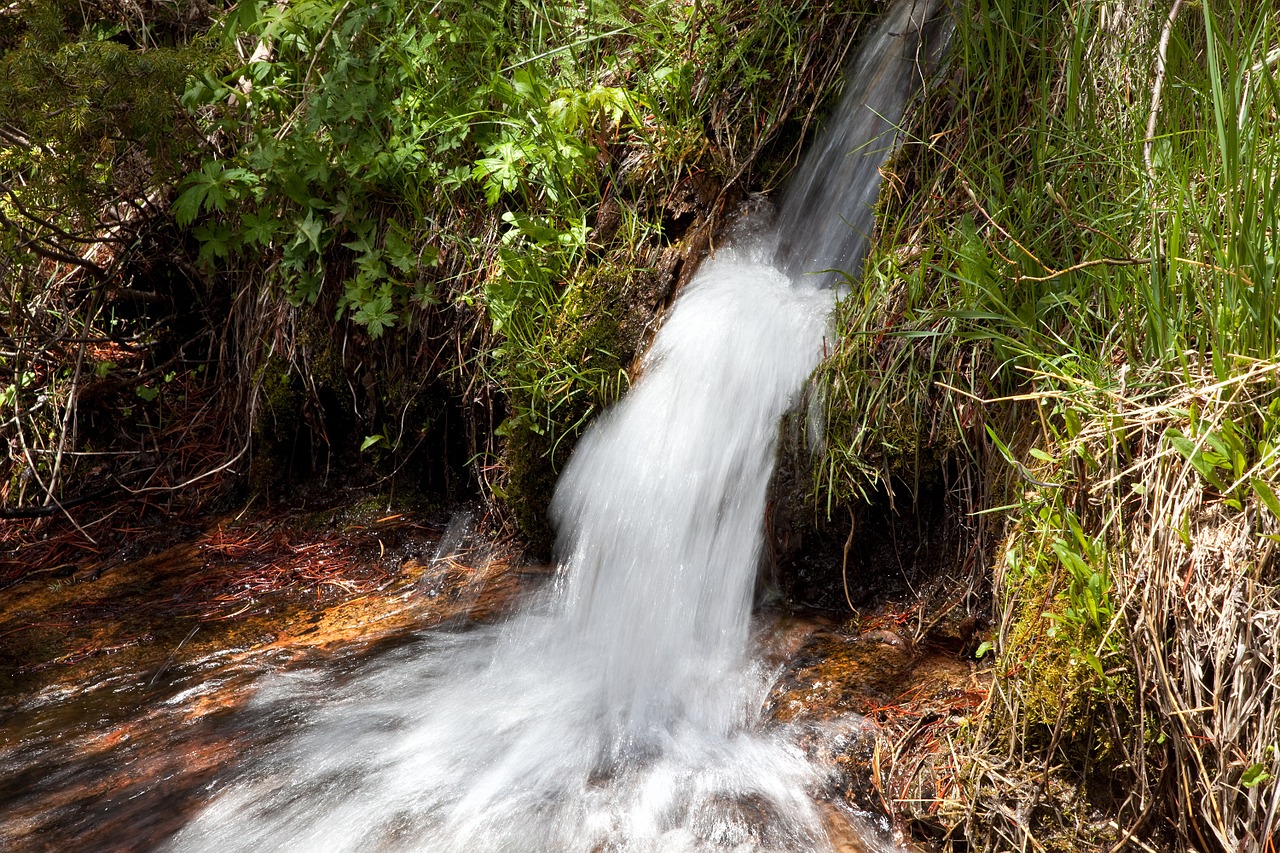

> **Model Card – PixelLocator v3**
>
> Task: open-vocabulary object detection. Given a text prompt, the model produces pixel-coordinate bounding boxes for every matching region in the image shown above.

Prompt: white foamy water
[166,245,844,853]
[165,4,945,850]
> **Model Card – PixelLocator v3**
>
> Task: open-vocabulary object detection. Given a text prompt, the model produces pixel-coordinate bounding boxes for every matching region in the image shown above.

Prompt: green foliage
[818,0,1280,510]
[0,0,214,511]
[0,0,877,519]
[177,0,645,336]
[170,0,875,512]
[0,0,214,256]
[813,4,1280,842]
[1038,508,1116,678]
[987,409,1124,698]
[1161,396,1280,512]
[174,0,676,478]
[813,244,967,507]
[1243,749,1276,789]
[980,412,1137,772]
[936,0,1280,373]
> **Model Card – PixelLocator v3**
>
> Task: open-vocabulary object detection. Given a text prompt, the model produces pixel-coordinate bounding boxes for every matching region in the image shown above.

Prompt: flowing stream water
[158,3,947,850]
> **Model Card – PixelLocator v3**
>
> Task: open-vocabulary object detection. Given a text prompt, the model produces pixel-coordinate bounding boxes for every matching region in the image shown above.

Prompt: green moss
[297,311,349,401]
[1002,552,1093,733]
[248,357,303,493]
[991,496,1135,771]
[499,260,671,553]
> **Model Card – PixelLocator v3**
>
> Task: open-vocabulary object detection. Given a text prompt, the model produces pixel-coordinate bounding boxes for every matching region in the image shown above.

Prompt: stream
[2,2,956,851]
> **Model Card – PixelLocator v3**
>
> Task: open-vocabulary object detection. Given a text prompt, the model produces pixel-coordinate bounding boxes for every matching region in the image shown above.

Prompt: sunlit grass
[817,0,1280,847]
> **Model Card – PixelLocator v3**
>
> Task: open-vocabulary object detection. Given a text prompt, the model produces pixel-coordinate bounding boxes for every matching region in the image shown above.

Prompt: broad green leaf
[297,213,324,253]
[1242,763,1271,789]
[1167,428,1230,492]
[1252,479,1280,519]
[352,294,397,338]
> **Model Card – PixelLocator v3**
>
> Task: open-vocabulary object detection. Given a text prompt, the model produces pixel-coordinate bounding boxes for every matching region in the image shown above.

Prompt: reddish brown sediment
[0,507,539,851]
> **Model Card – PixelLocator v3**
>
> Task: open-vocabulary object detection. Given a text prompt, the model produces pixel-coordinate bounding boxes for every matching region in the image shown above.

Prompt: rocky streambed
[0,502,988,852]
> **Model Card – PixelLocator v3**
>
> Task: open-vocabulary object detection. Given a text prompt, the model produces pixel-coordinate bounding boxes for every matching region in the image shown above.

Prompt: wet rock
[0,507,537,852]
[767,616,990,844]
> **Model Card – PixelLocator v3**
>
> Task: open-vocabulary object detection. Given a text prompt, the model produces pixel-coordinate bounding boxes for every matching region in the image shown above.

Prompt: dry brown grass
[935,362,1280,851]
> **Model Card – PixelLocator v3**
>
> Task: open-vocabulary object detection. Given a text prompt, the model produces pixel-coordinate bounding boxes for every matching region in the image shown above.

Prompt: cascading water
[165,3,945,850]
[773,0,947,286]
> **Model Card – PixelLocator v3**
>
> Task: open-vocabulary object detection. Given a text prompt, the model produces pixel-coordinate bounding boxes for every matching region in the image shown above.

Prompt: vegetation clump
[9,0,1280,847]
[2,0,879,561]
[812,0,1280,848]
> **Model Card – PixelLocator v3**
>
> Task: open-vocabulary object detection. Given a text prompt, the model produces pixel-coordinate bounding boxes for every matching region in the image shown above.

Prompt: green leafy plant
[176,0,648,341]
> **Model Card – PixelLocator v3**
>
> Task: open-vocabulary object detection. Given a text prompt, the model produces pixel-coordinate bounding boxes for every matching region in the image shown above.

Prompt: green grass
[816,0,1280,847]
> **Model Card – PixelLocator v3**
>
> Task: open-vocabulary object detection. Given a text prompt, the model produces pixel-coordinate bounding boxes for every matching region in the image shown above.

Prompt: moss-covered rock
[248,356,303,496]
[499,258,676,555]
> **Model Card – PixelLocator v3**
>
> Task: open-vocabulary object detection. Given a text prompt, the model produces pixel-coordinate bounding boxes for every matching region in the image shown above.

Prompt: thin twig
[1014,255,1150,283]
[1145,0,1184,180]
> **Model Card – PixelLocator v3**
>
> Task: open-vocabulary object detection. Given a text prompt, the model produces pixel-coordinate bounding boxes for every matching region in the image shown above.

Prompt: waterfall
[165,3,945,851]
[773,0,947,286]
